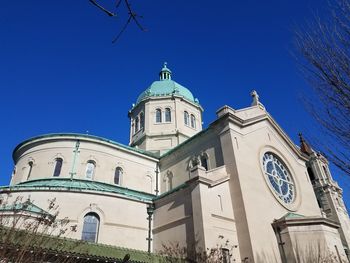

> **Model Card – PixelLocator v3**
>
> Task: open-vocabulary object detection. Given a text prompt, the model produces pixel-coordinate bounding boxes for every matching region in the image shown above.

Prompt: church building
[1,63,350,262]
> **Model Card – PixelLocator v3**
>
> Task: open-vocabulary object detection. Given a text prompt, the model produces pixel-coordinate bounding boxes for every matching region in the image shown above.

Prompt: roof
[281,212,305,219]
[0,199,52,216]
[0,227,165,263]
[135,64,200,107]
[160,127,209,159]
[13,133,159,161]
[1,178,155,202]
[136,79,198,105]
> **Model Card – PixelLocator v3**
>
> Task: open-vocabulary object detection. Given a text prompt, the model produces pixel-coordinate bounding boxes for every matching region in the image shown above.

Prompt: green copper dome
[136,63,199,105]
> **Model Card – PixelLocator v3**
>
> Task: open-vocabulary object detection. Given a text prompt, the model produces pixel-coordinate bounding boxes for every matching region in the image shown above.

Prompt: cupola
[128,63,203,154]
[159,62,171,80]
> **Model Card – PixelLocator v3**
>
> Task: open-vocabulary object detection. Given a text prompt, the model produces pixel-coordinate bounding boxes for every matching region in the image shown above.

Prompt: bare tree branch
[112,15,132,43]
[88,0,147,44]
[295,0,350,176]
[88,0,116,17]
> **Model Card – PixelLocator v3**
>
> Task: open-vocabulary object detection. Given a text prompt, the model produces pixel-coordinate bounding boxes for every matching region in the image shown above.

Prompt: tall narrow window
[27,161,33,180]
[222,248,231,263]
[307,167,315,182]
[135,117,139,132]
[53,158,63,177]
[190,114,196,128]
[184,111,189,126]
[156,109,162,123]
[200,154,209,171]
[165,108,171,122]
[322,166,329,179]
[81,213,100,243]
[140,112,144,129]
[85,161,95,180]
[114,167,123,185]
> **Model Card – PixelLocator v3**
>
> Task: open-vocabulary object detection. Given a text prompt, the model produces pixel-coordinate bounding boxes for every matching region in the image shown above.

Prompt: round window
[262,152,295,204]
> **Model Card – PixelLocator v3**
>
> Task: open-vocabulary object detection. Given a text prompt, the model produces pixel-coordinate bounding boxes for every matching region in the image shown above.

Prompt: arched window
[140,112,144,129]
[85,161,95,180]
[190,114,196,128]
[135,117,139,132]
[114,167,123,185]
[53,158,63,177]
[222,248,230,263]
[27,161,33,180]
[156,109,162,123]
[184,111,189,126]
[81,213,100,242]
[165,108,171,122]
[200,154,209,171]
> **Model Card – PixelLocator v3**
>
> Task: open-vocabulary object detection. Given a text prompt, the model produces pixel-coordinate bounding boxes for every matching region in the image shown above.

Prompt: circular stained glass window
[262,152,295,204]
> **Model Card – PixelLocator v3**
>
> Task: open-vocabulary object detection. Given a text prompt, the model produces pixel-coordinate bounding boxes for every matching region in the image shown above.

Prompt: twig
[89,0,116,17]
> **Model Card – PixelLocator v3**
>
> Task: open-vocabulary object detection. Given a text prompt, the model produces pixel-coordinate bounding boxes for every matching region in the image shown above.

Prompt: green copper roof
[0,200,51,216]
[2,178,155,202]
[135,63,199,105]
[136,80,196,104]
[0,228,165,262]
[282,212,305,219]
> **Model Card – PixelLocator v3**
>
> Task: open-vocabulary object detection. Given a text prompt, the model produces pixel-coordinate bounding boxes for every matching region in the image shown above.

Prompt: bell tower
[300,134,350,258]
[128,63,203,155]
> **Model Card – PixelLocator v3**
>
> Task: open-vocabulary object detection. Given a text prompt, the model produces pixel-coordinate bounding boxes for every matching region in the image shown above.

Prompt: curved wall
[11,134,158,194]
[1,187,151,251]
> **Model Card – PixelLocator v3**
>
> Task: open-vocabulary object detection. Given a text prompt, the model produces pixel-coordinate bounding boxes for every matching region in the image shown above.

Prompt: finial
[164,62,167,68]
[298,132,313,155]
[298,132,304,142]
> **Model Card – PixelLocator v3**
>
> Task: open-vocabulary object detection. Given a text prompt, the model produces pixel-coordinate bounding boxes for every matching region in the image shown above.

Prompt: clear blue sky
[0,0,349,207]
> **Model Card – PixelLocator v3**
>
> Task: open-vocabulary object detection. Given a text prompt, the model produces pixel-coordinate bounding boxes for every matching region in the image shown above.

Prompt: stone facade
[1,64,350,262]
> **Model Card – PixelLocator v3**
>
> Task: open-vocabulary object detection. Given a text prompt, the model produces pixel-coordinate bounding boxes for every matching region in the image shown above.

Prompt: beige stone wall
[11,135,158,194]
[153,187,195,253]
[217,105,326,262]
[153,176,241,262]
[129,96,202,153]
[1,189,151,251]
[278,221,348,263]
[159,128,224,193]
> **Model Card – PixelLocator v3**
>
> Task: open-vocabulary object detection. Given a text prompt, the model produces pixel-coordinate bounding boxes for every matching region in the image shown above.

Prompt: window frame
[53,158,63,177]
[135,116,139,132]
[114,167,123,185]
[184,111,189,126]
[81,213,100,243]
[85,161,96,180]
[165,108,171,122]
[190,114,196,128]
[200,153,209,171]
[27,161,34,180]
[140,112,145,130]
[156,108,162,123]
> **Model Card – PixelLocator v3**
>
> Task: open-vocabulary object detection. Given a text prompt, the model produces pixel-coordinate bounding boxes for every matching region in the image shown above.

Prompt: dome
[136,79,196,104]
[135,63,198,105]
